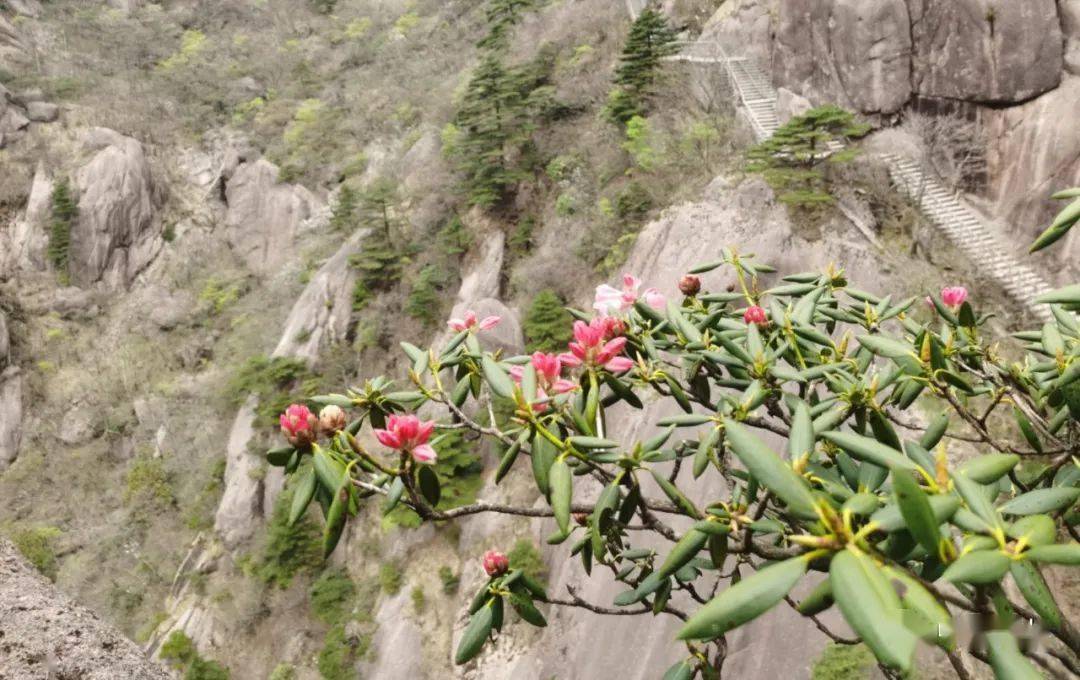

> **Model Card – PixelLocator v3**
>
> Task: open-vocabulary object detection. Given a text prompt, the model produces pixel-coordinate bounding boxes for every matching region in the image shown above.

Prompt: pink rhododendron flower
[941,286,968,308]
[743,305,768,326]
[482,549,509,577]
[448,310,501,333]
[558,319,635,373]
[280,403,318,447]
[594,273,665,316]
[509,352,579,411]
[373,414,437,464]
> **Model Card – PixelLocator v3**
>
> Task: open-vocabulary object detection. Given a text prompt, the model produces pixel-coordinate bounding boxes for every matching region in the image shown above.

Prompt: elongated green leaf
[884,566,954,649]
[999,487,1080,515]
[323,485,348,557]
[383,476,405,513]
[893,469,940,555]
[797,578,833,616]
[788,400,814,460]
[661,660,694,680]
[531,437,556,496]
[495,437,523,484]
[656,529,709,580]
[919,413,949,449]
[289,466,317,526]
[985,630,1042,680]
[651,469,702,518]
[942,550,1010,584]
[677,555,807,640]
[723,420,817,520]
[957,454,1020,484]
[657,414,713,427]
[481,355,515,399]
[550,458,572,535]
[509,591,547,627]
[1036,284,1080,305]
[568,436,618,449]
[313,445,345,492]
[952,473,1003,530]
[830,549,916,673]
[822,431,918,471]
[418,465,441,506]
[870,494,958,532]
[455,601,495,664]
[857,335,915,360]
[1025,543,1080,565]
[267,446,295,466]
[1007,515,1056,547]
[1010,559,1061,631]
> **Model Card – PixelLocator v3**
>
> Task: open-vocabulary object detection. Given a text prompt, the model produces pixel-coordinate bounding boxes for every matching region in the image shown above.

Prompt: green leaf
[481,355,515,399]
[677,555,807,640]
[941,550,1010,584]
[883,566,954,649]
[656,529,709,580]
[857,335,915,360]
[650,469,702,518]
[796,578,833,616]
[1010,559,1061,631]
[661,660,694,680]
[657,414,713,427]
[723,420,818,521]
[1025,543,1080,565]
[313,445,345,492]
[289,466,317,526]
[821,431,918,471]
[788,400,814,460]
[323,485,348,558]
[455,601,495,664]
[919,413,949,449]
[1008,515,1057,547]
[550,457,572,536]
[985,630,1042,680]
[1036,284,1080,305]
[509,591,547,627]
[893,469,941,556]
[568,436,619,449]
[531,437,556,496]
[952,473,1003,530]
[870,494,958,532]
[418,465,441,506]
[999,487,1080,515]
[267,446,296,466]
[957,454,1020,484]
[495,437,523,484]
[829,549,917,672]
[383,476,405,513]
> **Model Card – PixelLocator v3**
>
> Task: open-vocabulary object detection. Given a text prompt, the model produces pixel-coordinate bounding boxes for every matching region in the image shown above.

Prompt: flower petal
[604,356,634,373]
[478,316,501,330]
[374,429,401,449]
[411,444,438,464]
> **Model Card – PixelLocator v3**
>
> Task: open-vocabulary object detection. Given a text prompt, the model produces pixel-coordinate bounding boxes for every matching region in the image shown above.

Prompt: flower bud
[280,403,318,447]
[678,274,701,297]
[940,286,968,308]
[573,512,589,527]
[482,549,509,577]
[318,404,347,434]
[743,305,768,326]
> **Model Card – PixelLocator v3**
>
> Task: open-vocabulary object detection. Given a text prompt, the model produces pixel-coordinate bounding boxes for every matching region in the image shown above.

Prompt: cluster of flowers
[279,275,970,468]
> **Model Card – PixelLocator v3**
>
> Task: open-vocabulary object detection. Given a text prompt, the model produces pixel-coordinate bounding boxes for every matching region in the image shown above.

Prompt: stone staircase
[661,37,1055,320]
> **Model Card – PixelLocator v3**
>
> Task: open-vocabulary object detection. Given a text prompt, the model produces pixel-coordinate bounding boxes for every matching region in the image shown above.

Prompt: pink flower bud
[318,405,347,434]
[280,403,318,447]
[482,549,509,577]
[678,275,701,296]
[940,286,968,308]
[743,305,767,326]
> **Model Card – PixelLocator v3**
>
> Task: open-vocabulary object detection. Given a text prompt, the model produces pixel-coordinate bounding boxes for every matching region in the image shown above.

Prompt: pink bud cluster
[482,549,509,577]
[510,352,579,412]
[280,403,349,447]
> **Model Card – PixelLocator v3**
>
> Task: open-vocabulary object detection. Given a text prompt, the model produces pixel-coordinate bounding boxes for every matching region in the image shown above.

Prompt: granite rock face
[70,129,164,288]
[0,538,171,679]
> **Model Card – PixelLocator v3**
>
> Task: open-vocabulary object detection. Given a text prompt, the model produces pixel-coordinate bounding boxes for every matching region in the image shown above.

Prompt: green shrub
[227,355,312,425]
[523,290,572,353]
[439,565,459,594]
[160,631,198,668]
[317,623,359,680]
[256,486,322,588]
[123,455,174,510]
[184,658,229,680]
[435,216,472,257]
[330,185,359,233]
[405,265,442,325]
[622,115,658,171]
[47,178,76,283]
[410,585,426,613]
[508,215,536,259]
[9,526,62,580]
[310,569,356,625]
[507,539,547,586]
[811,643,875,680]
[379,562,403,595]
[555,193,576,216]
[268,664,296,680]
[198,277,246,317]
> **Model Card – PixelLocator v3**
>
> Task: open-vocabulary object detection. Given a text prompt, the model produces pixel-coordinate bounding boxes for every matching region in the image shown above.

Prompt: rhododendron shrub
[266,246,1080,678]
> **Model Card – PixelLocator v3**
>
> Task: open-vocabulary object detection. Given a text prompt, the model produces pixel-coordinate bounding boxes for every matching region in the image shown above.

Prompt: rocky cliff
[705,0,1080,275]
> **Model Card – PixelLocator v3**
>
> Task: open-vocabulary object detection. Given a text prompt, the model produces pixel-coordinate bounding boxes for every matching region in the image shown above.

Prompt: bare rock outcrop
[907,0,1062,103]
[70,128,164,288]
[0,538,170,679]
[0,162,52,275]
[0,308,19,471]
[223,159,321,276]
[0,82,30,148]
[0,15,27,69]
[774,0,912,115]
[7,0,43,17]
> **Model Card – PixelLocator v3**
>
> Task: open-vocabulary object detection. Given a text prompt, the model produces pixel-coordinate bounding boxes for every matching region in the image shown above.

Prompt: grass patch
[508,539,547,586]
[811,643,875,680]
[8,525,62,581]
[309,570,377,680]
[226,355,314,425]
[379,562,403,595]
[123,455,175,511]
[254,486,322,588]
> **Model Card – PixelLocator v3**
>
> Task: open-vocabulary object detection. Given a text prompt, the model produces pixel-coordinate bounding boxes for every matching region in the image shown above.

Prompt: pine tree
[329,184,358,232]
[523,290,573,352]
[746,105,871,207]
[349,178,404,311]
[48,178,77,283]
[477,0,534,51]
[406,265,442,325]
[604,9,678,125]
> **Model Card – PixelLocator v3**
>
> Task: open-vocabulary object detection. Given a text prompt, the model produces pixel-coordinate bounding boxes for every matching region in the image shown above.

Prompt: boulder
[0,83,31,147]
[26,100,59,123]
[775,86,811,125]
[57,405,99,446]
[0,539,171,679]
[907,0,1063,103]
[773,0,912,115]
[223,159,321,275]
[70,128,164,288]
[0,163,52,274]
[1064,0,1080,75]
[0,308,9,366]
[701,0,775,65]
